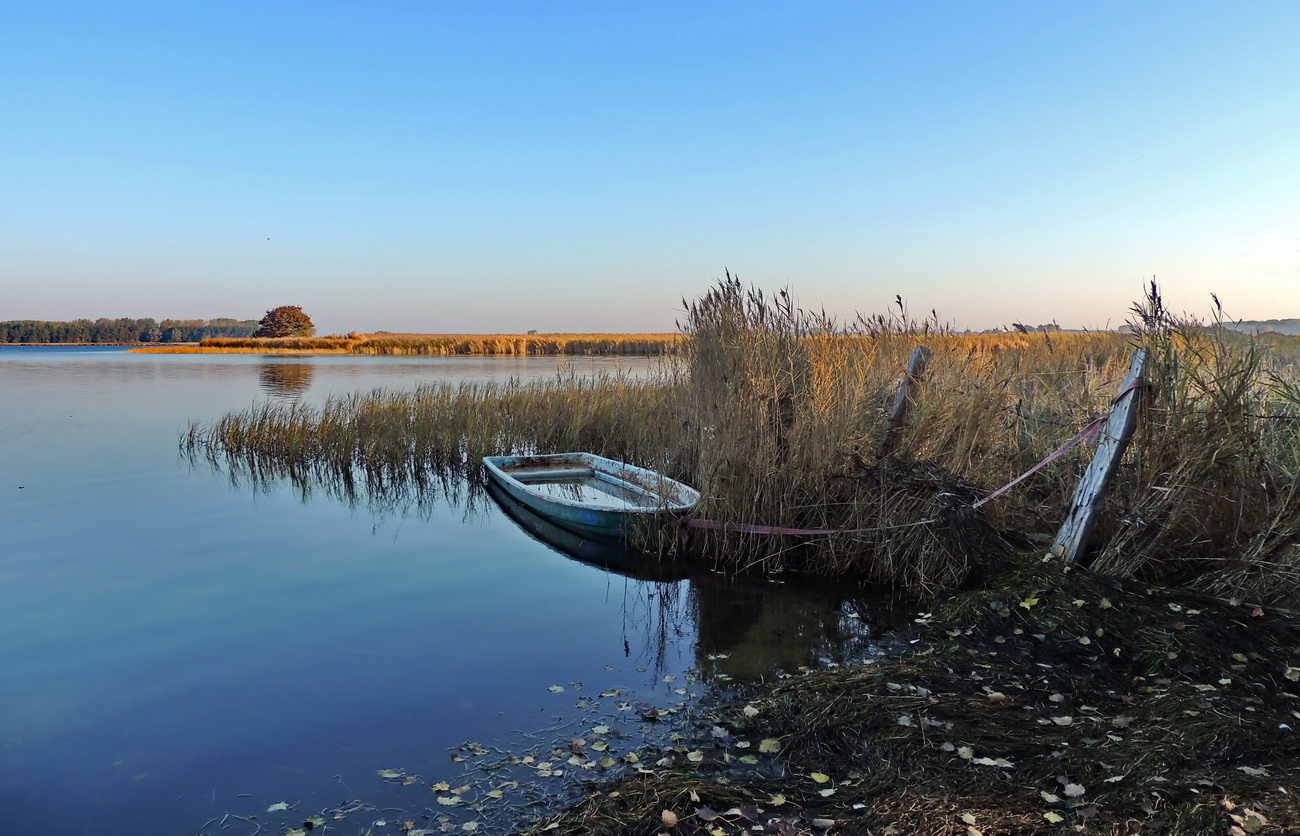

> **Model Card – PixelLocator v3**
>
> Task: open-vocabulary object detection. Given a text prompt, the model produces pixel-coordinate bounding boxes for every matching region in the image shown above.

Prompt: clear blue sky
[3,1,1297,334]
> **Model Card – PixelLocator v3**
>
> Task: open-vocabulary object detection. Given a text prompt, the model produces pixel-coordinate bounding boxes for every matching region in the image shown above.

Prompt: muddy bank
[527,560,1300,835]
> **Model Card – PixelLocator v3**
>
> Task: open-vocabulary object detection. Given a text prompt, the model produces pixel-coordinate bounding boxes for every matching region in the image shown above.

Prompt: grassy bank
[526,559,1300,835]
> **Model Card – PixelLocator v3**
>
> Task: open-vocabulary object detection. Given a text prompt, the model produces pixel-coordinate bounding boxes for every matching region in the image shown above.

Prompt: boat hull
[481,452,700,539]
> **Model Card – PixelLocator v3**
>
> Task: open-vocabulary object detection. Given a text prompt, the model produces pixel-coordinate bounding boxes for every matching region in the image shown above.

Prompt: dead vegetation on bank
[529,562,1300,835]
[183,279,1300,605]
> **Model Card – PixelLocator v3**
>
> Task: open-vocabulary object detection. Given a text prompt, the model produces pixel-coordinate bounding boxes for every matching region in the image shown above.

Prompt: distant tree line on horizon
[0,317,260,344]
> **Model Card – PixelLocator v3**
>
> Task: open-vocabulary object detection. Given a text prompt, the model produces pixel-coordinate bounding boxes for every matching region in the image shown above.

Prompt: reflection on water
[258,361,314,398]
[1,348,893,836]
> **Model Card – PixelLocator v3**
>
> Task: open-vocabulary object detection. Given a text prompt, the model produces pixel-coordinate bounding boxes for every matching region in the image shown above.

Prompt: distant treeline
[1224,318,1300,336]
[1,317,260,344]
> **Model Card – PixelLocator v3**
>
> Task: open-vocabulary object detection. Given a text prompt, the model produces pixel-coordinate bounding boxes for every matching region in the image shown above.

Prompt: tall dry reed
[183,278,1300,602]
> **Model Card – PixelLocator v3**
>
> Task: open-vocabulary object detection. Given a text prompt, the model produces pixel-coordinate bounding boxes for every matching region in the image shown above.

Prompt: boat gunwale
[482,452,700,515]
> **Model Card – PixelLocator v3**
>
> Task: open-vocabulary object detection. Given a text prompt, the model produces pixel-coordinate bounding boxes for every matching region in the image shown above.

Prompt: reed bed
[183,278,1300,603]
[351,333,679,356]
[198,335,363,351]
[138,332,680,356]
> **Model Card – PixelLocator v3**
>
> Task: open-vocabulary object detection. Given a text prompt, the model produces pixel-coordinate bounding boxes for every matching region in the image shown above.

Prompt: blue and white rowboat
[481,452,701,538]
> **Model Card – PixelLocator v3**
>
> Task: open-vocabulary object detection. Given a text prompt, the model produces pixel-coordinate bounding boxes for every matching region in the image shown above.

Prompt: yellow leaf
[267,802,289,812]
[758,738,780,753]
[431,781,450,791]
[740,755,759,764]
[377,769,401,779]
[1043,811,1064,823]
[1020,597,1040,609]
[810,772,831,783]
[818,788,836,797]
[961,813,978,825]
[769,793,787,806]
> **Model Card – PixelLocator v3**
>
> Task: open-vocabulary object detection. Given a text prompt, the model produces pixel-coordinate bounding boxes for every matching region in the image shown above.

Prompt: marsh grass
[138,333,680,355]
[352,333,680,356]
[184,278,1300,602]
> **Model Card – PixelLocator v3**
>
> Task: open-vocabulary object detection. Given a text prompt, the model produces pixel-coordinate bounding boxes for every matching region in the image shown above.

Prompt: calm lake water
[0,347,877,835]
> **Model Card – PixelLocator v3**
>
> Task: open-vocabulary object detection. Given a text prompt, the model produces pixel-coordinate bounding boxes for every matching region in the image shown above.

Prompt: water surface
[0,347,875,834]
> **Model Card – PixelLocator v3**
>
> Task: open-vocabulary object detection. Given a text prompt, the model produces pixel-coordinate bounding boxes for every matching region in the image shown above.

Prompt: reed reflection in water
[190,447,885,681]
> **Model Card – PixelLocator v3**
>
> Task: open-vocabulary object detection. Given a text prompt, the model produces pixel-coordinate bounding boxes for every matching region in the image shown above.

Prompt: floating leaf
[462,823,479,833]
[1062,783,1085,798]
[768,793,788,806]
[436,796,463,806]
[742,704,760,717]
[1237,766,1269,777]
[739,755,759,765]
[810,772,831,783]
[1041,791,1060,803]
[758,738,781,754]
[687,750,704,763]
[957,746,975,760]
[1043,811,1064,823]
[377,769,401,779]
[487,789,505,799]
[592,725,610,734]
[818,787,836,797]
[600,756,616,768]
[267,802,289,812]
[431,781,450,791]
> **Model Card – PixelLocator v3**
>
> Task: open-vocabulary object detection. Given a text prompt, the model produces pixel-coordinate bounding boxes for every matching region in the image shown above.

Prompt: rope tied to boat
[679,376,1148,537]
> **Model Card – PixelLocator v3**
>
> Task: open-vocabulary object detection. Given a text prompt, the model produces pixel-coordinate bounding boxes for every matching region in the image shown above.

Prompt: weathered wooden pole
[878,345,933,458]
[1050,348,1149,565]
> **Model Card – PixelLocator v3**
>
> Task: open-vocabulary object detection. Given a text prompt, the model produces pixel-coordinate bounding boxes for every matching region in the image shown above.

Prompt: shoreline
[526,558,1300,834]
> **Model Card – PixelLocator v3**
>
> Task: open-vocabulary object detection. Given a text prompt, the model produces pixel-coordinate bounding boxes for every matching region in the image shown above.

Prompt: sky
[2,1,1298,334]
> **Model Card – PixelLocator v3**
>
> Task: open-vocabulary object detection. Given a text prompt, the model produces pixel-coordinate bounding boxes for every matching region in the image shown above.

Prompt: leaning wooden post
[1050,348,1149,565]
[878,345,933,458]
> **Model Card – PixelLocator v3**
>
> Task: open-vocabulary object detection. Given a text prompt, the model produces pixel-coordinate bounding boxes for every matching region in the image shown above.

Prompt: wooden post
[1050,348,1149,565]
[878,345,932,458]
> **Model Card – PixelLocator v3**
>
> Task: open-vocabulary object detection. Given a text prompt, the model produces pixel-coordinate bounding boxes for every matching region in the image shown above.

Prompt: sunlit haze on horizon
[2,1,1297,335]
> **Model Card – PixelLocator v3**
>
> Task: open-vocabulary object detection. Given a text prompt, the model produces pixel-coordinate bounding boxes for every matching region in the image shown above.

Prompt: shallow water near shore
[0,347,883,834]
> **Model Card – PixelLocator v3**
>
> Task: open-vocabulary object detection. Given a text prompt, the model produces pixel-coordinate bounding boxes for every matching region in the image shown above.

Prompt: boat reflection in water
[485,481,880,680]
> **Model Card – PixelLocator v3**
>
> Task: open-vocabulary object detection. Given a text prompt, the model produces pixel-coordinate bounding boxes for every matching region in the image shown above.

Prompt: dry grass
[183,278,1300,603]
[134,332,680,356]
[353,333,679,356]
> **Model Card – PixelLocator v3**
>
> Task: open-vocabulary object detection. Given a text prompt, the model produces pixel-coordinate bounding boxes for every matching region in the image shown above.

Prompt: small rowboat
[484,480,690,581]
[481,452,701,539]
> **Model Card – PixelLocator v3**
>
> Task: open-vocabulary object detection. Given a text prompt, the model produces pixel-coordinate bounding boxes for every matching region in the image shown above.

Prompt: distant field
[130,333,681,356]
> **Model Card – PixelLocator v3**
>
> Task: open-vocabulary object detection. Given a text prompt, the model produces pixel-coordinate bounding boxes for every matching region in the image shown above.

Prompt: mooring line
[680,376,1149,536]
